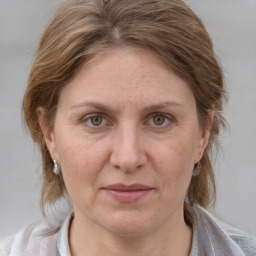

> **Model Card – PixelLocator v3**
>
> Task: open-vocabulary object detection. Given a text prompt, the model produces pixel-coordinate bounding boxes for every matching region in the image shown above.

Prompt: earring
[53,160,61,175]
[192,162,201,177]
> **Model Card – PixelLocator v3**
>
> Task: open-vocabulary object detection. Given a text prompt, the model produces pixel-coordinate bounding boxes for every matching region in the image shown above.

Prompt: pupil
[154,115,164,125]
[92,116,102,126]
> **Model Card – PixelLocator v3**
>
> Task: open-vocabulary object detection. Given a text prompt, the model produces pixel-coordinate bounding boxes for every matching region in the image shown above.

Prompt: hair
[23,0,226,223]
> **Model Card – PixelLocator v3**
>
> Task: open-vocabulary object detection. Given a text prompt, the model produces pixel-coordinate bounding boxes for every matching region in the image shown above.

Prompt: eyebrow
[71,101,113,112]
[143,101,184,112]
[70,101,184,112]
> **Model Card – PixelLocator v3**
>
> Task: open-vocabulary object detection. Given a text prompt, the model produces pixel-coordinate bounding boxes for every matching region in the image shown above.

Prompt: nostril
[110,150,147,172]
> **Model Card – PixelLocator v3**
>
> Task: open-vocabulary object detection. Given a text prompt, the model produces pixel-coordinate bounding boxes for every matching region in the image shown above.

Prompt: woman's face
[44,48,209,236]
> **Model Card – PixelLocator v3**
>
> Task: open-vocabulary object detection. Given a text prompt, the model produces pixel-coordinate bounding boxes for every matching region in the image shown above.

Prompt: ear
[37,107,59,162]
[194,109,214,163]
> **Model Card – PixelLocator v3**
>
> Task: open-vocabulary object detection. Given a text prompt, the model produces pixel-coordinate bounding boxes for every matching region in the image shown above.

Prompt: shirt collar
[56,213,73,256]
[55,205,245,256]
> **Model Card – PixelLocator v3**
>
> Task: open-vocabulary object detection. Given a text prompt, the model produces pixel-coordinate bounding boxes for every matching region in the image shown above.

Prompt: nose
[109,123,147,172]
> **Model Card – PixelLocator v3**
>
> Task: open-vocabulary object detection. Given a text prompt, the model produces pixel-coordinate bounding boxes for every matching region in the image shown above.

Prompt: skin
[38,47,211,256]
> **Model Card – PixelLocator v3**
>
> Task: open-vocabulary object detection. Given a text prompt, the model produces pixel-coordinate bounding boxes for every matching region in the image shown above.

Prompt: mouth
[102,184,153,203]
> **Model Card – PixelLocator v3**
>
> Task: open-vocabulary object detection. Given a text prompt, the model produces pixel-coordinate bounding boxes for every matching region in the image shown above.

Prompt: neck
[69,210,192,256]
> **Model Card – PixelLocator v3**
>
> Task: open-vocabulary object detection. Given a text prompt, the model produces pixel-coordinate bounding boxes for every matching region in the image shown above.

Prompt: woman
[1,0,255,255]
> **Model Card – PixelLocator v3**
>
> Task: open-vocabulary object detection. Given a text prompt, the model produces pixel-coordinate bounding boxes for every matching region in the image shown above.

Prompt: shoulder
[0,235,15,256]
[191,204,256,256]
[0,220,59,256]
[220,222,256,256]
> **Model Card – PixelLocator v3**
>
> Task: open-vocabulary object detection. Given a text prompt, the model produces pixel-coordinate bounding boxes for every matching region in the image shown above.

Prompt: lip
[103,183,153,203]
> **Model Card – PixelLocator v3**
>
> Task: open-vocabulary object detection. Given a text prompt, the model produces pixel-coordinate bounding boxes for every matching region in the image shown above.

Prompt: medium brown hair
[23,0,226,220]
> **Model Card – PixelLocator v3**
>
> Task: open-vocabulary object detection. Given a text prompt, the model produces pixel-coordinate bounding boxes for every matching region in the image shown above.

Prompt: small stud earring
[53,160,61,175]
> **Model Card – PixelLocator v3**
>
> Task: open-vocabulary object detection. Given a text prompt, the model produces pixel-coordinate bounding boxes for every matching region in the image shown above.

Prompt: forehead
[76,48,171,83]
[59,47,195,108]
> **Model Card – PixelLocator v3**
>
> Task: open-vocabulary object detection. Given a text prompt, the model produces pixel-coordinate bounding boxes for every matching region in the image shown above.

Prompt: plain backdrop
[0,0,256,239]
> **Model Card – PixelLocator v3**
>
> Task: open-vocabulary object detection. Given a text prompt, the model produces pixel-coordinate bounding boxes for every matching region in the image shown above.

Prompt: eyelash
[80,112,174,130]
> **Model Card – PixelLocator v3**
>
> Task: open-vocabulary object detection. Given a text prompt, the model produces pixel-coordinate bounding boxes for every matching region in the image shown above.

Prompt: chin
[100,211,160,237]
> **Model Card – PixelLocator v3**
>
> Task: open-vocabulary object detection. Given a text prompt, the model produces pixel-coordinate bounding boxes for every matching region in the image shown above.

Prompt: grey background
[0,0,255,239]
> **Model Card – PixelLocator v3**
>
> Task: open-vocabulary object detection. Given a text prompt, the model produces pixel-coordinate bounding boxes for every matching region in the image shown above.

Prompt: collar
[56,205,245,256]
[56,213,73,256]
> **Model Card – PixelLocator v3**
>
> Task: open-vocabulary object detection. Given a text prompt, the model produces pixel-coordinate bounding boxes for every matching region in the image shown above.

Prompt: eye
[81,114,108,128]
[152,115,166,126]
[146,113,172,128]
[90,116,103,126]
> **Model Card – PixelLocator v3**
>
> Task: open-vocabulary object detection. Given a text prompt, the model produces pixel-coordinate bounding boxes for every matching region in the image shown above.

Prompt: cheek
[151,135,197,193]
[155,136,197,174]
[55,135,108,198]
[55,126,107,171]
